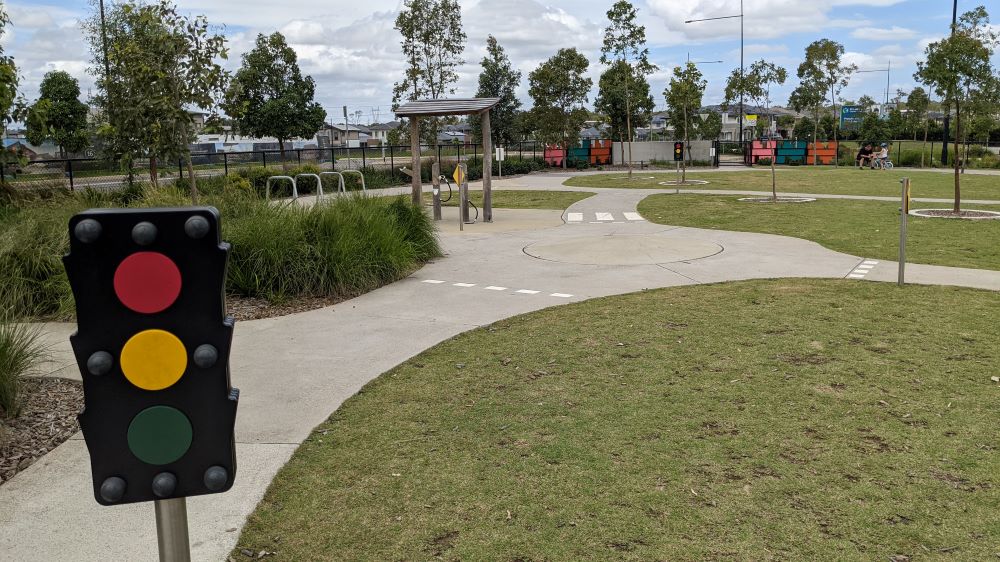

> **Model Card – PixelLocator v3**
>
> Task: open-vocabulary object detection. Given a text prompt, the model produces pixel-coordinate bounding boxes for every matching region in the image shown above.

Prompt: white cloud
[851,26,918,41]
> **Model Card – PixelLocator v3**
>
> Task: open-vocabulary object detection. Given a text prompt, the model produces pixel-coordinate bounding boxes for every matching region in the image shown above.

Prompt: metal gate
[713,141,750,167]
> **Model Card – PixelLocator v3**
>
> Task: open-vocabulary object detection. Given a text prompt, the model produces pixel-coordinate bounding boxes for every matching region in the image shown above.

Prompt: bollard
[155,498,191,562]
[431,162,441,221]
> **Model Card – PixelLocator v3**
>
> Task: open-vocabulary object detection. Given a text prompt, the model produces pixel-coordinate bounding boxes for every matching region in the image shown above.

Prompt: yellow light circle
[120,329,187,391]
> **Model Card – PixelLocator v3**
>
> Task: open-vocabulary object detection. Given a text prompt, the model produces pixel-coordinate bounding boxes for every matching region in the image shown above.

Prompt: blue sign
[841,106,862,129]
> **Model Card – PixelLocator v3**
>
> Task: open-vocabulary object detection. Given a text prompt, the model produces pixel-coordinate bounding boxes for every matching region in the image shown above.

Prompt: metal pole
[739,0,744,146]
[154,498,191,562]
[941,0,958,166]
[67,159,74,191]
[223,152,228,176]
[898,177,909,286]
[98,0,112,88]
[458,164,467,232]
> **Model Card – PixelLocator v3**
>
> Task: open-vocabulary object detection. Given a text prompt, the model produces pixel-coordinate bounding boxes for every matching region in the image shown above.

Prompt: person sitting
[856,143,874,168]
[873,143,889,169]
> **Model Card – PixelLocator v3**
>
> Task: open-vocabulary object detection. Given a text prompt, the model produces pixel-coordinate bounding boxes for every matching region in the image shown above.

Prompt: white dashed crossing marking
[623,212,643,221]
[848,260,879,280]
[567,212,583,222]
[417,278,573,299]
[595,212,614,221]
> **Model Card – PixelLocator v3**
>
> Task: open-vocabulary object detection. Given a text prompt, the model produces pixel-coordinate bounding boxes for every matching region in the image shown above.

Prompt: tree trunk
[682,105,689,183]
[625,70,633,181]
[562,136,567,170]
[812,109,819,166]
[279,140,289,172]
[187,155,198,205]
[831,88,839,167]
[921,120,928,168]
[149,156,159,189]
[771,141,777,200]
[953,99,961,212]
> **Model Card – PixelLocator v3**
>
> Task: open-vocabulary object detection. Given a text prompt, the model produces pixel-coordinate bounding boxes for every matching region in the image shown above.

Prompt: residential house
[318,123,371,148]
[367,122,400,145]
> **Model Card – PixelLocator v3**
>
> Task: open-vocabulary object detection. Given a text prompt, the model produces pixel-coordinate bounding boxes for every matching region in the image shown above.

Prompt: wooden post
[480,110,493,222]
[410,117,421,205]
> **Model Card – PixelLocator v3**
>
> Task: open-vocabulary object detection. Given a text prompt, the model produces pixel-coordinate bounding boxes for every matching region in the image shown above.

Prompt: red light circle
[113,252,182,314]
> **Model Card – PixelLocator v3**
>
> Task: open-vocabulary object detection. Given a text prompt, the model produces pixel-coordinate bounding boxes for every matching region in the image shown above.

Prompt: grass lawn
[564,168,1000,201]
[638,195,1000,271]
[422,189,594,210]
[235,279,1000,561]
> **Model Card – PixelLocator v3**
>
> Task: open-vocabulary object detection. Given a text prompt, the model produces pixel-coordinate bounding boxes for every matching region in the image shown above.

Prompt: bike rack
[265,175,297,200]
[294,173,322,202]
[319,171,346,195]
[342,170,366,191]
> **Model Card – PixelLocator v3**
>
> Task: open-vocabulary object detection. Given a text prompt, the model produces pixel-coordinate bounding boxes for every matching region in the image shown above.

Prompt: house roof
[368,122,400,131]
[394,98,500,117]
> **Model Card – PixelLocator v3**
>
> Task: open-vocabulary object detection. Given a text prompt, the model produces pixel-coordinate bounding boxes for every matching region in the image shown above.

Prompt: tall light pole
[856,61,892,108]
[686,1,743,143]
[682,55,723,159]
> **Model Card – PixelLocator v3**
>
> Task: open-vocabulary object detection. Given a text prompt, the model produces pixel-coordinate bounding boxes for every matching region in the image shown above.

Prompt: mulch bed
[0,377,84,485]
[913,209,1000,219]
[227,294,342,321]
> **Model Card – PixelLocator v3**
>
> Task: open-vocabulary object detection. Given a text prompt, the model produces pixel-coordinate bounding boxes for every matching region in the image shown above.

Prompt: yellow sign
[904,182,912,213]
[453,164,465,185]
[745,114,757,124]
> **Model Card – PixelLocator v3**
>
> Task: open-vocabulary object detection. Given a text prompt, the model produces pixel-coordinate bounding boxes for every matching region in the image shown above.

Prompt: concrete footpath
[3,171,999,561]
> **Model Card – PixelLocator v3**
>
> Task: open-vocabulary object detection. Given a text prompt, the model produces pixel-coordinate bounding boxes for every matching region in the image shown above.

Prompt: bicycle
[872,157,893,170]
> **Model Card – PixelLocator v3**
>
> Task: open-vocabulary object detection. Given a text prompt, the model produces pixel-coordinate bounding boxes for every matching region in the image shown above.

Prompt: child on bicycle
[872,143,889,170]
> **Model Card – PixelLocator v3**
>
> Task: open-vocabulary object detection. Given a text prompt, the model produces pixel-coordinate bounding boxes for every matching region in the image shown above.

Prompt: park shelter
[394,98,499,222]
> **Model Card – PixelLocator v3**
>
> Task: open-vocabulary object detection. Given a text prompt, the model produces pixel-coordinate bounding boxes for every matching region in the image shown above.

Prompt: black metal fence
[1,141,550,192]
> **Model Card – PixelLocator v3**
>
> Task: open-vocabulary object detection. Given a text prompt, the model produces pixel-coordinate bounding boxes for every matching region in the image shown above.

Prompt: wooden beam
[410,117,420,205]
[480,110,492,222]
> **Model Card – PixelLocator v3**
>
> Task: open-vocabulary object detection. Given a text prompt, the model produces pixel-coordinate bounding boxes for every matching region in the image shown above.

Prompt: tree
[723,59,786,197]
[915,5,998,211]
[392,0,465,144]
[25,71,89,157]
[903,88,931,166]
[85,0,228,196]
[594,61,654,143]
[664,62,706,181]
[0,6,25,176]
[693,110,722,141]
[468,35,521,147]
[792,116,816,141]
[796,39,856,166]
[528,48,592,169]
[223,32,326,171]
[788,74,826,165]
[600,0,657,179]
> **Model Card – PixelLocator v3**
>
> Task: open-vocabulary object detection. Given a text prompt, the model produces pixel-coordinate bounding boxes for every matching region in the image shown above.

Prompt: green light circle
[127,406,193,465]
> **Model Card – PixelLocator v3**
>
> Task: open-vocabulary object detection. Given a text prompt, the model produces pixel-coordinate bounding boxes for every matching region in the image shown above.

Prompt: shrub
[757,157,773,166]
[0,311,45,418]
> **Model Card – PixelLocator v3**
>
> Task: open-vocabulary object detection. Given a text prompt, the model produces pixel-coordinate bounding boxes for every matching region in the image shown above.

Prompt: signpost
[898,178,911,286]
[63,207,240,562]
[841,105,862,129]
[454,163,470,230]
[673,142,684,190]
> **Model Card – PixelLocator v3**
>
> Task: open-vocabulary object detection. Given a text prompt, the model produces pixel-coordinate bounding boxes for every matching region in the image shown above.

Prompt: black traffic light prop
[64,207,239,506]
[673,142,684,161]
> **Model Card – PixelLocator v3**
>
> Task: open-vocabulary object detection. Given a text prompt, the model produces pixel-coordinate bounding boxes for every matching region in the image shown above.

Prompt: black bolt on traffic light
[674,142,684,161]
[64,207,239,506]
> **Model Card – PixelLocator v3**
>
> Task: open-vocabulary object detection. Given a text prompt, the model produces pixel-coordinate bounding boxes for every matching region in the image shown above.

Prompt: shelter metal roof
[394,98,500,117]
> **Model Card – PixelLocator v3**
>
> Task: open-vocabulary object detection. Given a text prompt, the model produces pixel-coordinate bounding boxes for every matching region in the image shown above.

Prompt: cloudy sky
[2,0,995,124]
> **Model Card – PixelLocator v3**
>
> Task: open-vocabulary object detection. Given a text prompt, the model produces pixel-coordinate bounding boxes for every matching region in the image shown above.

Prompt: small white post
[898,177,909,286]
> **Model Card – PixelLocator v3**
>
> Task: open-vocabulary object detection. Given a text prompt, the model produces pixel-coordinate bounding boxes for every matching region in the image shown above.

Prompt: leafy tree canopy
[25,71,89,156]
[595,60,654,142]
[469,35,521,146]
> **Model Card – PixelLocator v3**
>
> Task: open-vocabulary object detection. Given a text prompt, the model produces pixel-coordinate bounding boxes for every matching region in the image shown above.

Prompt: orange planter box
[806,142,839,165]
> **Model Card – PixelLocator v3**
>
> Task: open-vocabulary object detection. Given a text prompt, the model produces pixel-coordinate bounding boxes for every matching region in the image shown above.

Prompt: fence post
[437,143,442,163]
[0,161,5,185]
[473,143,478,163]
[262,151,267,169]
[178,159,184,180]
[361,143,366,169]
[67,159,75,191]
[297,149,302,166]
[389,144,394,175]
[223,152,228,176]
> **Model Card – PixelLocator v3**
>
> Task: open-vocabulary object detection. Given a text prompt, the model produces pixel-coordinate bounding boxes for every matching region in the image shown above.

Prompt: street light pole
[685,6,744,143]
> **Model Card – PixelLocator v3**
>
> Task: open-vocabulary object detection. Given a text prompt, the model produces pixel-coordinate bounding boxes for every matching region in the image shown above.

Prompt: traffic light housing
[673,142,684,161]
[64,207,239,506]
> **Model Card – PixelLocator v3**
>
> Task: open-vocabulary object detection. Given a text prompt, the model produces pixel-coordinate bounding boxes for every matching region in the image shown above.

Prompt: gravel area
[911,208,1000,220]
[0,377,83,485]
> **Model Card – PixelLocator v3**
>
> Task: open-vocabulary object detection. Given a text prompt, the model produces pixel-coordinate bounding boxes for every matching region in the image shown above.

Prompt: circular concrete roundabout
[523,233,723,265]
